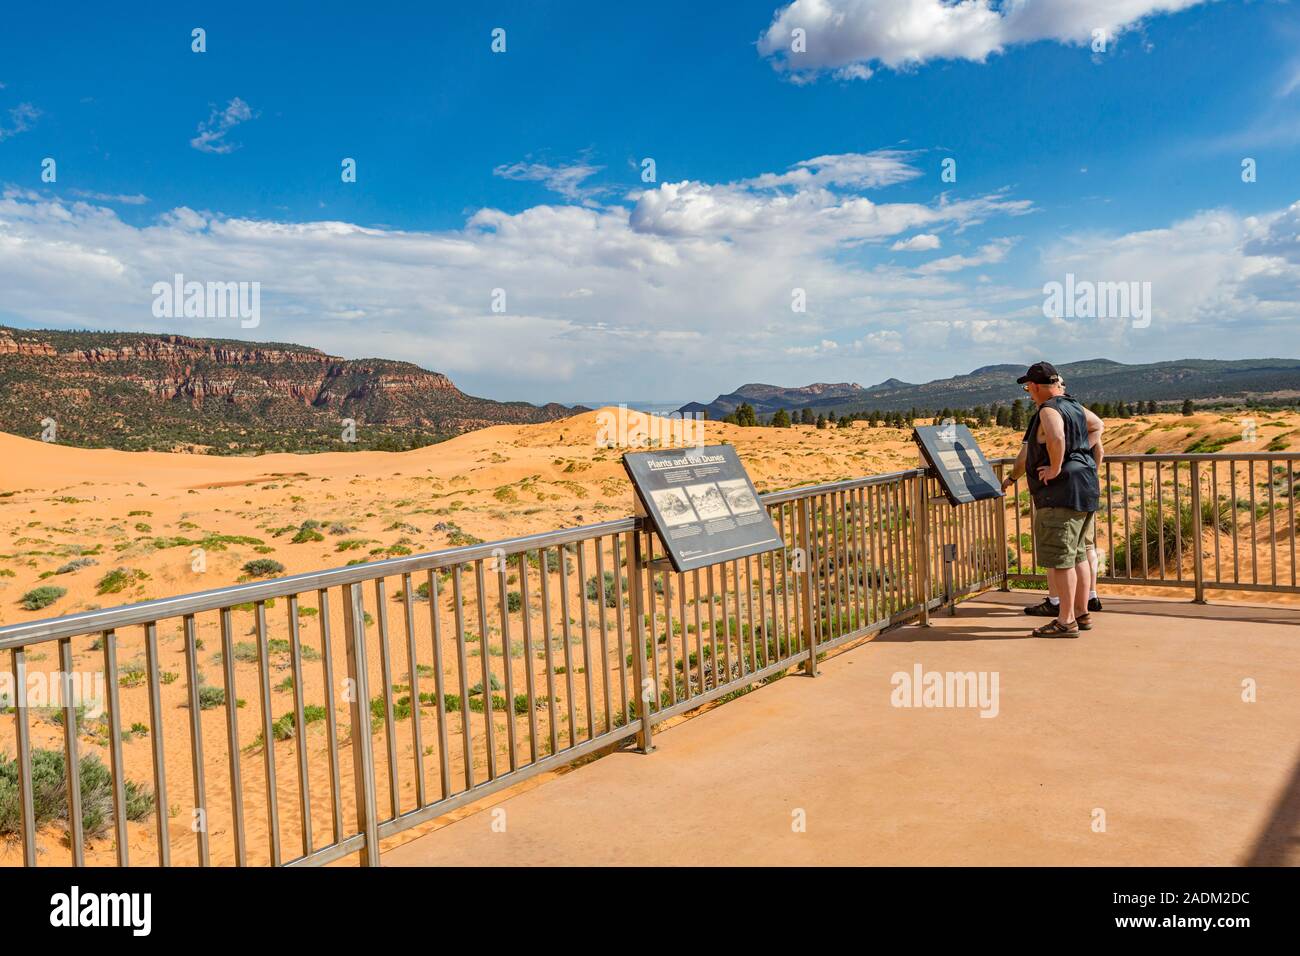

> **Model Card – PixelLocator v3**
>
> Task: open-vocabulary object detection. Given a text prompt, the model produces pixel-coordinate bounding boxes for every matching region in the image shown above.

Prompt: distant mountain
[678,382,868,418]
[0,326,584,454]
[680,358,1300,419]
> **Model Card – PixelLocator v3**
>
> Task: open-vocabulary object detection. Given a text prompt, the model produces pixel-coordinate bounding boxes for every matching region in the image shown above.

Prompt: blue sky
[1,0,1299,404]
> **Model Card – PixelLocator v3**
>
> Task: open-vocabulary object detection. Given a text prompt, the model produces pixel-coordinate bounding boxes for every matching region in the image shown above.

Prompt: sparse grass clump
[96,567,148,595]
[55,557,98,575]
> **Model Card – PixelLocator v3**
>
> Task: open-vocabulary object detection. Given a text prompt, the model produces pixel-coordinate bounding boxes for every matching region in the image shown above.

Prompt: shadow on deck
[385,592,1300,867]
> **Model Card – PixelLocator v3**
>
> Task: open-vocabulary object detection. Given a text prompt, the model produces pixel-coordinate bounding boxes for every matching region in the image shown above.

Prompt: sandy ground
[1,407,1296,866]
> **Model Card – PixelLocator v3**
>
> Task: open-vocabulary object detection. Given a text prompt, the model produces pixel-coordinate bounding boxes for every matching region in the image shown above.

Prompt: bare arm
[1084,407,1105,468]
[1001,442,1029,490]
[1038,406,1066,481]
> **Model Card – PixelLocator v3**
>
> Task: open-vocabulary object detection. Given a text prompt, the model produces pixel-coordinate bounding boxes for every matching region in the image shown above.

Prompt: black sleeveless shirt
[1024,395,1099,512]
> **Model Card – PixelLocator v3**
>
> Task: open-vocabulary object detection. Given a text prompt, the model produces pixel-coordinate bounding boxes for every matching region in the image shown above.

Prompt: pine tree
[1009,399,1027,431]
[816,413,827,430]
[771,408,791,428]
[1181,398,1194,417]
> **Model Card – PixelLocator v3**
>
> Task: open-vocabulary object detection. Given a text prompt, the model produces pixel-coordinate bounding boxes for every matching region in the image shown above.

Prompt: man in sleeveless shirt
[998,362,1104,637]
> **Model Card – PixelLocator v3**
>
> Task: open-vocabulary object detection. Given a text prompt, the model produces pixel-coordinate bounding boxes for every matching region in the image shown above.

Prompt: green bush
[467,675,502,696]
[271,705,329,740]
[20,585,66,610]
[196,685,227,710]
[0,748,153,842]
[96,567,148,595]
[241,559,285,578]
[1111,500,1234,573]
[585,571,622,608]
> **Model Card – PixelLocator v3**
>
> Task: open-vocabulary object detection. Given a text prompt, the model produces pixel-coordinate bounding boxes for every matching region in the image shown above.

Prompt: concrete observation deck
[386,593,1300,867]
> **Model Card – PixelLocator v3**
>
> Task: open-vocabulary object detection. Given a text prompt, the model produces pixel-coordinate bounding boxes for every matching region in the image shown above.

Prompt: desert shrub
[468,694,509,713]
[54,557,97,575]
[291,526,324,544]
[96,567,148,595]
[271,705,328,740]
[20,586,66,610]
[118,659,147,688]
[1111,500,1234,572]
[197,685,227,710]
[467,675,502,696]
[241,559,285,578]
[507,590,522,612]
[0,749,153,841]
[585,571,622,607]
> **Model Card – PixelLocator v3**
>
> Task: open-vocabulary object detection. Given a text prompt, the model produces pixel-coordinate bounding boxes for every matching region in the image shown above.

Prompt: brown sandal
[1077,613,1092,631]
[1032,619,1079,639]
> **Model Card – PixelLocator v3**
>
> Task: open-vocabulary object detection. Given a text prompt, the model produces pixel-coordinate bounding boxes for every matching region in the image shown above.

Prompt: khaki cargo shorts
[1034,507,1094,569]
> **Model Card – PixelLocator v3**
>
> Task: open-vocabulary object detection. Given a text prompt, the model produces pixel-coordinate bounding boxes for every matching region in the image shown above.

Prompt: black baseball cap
[1016,361,1061,385]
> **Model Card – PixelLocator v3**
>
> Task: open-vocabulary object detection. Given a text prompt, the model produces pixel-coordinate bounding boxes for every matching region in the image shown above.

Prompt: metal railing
[996,452,1300,600]
[5,451,1290,866]
[0,466,1001,867]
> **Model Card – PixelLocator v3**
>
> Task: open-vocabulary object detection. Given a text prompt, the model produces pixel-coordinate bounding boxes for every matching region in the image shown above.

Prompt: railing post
[912,473,932,626]
[342,582,381,865]
[995,463,1010,591]
[626,528,655,753]
[1190,460,1207,604]
[797,497,819,677]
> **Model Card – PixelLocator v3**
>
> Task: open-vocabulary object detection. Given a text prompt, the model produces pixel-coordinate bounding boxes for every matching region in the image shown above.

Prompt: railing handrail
[0,470,925,650]
[991,452,1300,464]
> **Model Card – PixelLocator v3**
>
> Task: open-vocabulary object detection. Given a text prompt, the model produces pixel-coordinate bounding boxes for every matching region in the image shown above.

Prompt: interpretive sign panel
[912,424,1004,505]
[622,445,783,572]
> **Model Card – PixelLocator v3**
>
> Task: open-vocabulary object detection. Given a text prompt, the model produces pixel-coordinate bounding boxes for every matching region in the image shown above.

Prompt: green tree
[1009,400,1027,431]
[771,408,792,428]
[1181,398,1194,416]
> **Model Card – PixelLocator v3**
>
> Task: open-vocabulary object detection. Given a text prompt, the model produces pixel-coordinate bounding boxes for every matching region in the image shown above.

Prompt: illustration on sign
[622,445,784,573]
[912,424,1004,505]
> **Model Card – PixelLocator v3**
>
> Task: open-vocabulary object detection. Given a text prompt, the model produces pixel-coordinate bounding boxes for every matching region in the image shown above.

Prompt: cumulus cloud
[190,97,256,154]
[892,233,941,251]
[756,0,1211,82]
[3,162,1294,399]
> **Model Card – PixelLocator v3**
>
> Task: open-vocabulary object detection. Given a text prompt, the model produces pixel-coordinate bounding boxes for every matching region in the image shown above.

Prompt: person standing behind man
[999,362,1104,637]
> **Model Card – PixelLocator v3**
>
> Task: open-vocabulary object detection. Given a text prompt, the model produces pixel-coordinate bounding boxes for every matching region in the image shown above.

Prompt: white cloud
[892,233,941,251]
[746,151,922,189]
[493,160,605,201]
[916,237,1014,274]
[0,156,1032,397]
[0,102,40,141]
[190,98,256,154]
[3,159,1294,401]
[756,0,1212,82]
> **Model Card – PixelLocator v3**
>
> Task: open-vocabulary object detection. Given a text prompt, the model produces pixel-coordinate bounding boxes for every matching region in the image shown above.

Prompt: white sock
[1048,596,1060,606]
[1089,590,1098,599]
